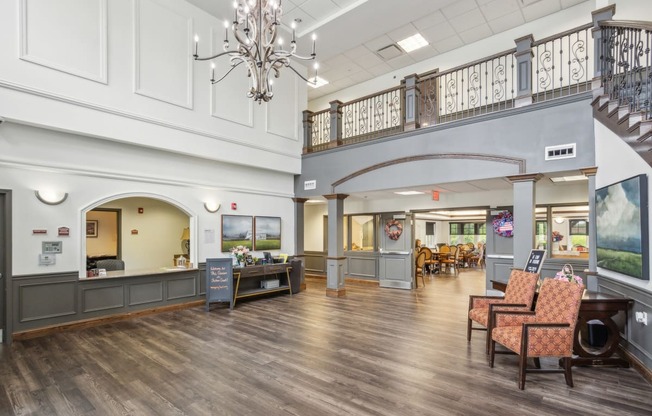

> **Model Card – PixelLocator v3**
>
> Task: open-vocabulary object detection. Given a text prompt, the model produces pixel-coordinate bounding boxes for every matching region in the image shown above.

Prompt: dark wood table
[491,280,632,367]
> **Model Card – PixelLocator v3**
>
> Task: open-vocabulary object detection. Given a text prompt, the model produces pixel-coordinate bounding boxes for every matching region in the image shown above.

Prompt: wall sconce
[35,190,68,205]
[554,217,565,224]
[204,202,220,213]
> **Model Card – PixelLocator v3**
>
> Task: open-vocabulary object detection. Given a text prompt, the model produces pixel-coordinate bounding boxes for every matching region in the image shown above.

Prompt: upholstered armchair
[489,278,584,390]
[467,270,539,353]
[95,259,125,271]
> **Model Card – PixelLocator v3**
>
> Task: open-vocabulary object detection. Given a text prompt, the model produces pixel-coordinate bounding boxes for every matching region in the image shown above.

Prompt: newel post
[403,73,420,131]
[514,34,534,107]
[591,5,616,91]
[302,110,314,153]
[329,100,343,148]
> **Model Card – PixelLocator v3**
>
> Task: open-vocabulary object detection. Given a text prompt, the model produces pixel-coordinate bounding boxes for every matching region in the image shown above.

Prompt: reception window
[351,215,375,251]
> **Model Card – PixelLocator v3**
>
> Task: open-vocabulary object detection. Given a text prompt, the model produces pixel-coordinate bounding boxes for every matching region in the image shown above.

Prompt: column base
[326,288,346,298]
[300,283,307,291]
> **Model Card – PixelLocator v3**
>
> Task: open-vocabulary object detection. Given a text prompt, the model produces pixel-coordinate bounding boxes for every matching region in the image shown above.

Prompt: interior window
[351,215,374,251]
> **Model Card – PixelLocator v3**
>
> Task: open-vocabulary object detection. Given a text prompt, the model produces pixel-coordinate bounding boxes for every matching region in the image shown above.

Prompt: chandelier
[193,0,317,103]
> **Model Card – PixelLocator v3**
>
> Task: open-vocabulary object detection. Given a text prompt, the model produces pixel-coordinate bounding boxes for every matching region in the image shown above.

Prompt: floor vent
[545,143,576,160]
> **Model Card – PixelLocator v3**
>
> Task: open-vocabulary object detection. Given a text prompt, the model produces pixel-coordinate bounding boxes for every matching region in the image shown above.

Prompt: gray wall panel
[18,280,76,323]
[305,251,326,273]
[347,255,377,279]
[129,281,164,306]
[82,285,124,313]
[168,276,196,300]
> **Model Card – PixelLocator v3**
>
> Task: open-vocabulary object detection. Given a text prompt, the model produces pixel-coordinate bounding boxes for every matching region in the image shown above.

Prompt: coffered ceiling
[186,0,591,102]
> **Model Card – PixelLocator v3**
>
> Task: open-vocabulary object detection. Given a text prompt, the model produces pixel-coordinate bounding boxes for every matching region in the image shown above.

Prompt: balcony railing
[303,11,648,154]
[599,20,652,120]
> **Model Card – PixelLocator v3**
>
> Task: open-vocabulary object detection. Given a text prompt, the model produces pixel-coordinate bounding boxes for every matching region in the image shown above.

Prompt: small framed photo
[86,220,98,238]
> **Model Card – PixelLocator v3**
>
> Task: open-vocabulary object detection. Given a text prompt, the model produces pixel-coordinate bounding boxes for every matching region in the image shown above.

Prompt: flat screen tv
[596,174,649,280]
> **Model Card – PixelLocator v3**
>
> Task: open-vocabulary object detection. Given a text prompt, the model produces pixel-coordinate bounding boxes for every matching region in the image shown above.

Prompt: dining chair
[420,246,438,276]
[468,243,484,268]
[489,278,584,390]
[468,270,539,353]
[414,251,426,288]
[440,246,458,274]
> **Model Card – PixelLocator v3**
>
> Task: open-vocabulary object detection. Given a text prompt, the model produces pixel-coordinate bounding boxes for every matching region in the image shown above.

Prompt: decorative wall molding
[19,0,108,84]
[133,0,193,109]
[0,78,300,161]
[266,75,300,141]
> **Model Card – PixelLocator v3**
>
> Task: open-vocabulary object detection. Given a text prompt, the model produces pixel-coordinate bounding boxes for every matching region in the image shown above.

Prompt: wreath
[492,210,514,238]
[384,219,403,241]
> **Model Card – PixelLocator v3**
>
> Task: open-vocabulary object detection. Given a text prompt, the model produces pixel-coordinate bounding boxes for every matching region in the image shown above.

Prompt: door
[484,208,515,288]
[378,213,413,289]
[0,190,10,343]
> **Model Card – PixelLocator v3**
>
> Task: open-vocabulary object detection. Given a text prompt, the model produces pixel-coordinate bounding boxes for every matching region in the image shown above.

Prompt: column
[292,197,308,291]
[514,34,534,108]
[581,167,598,292]
[591,5,616,90]
[403,73,420,131]
[329,100,343,149]
[324,193,348,297]
[507,174,543,269]
[302,110,314,153]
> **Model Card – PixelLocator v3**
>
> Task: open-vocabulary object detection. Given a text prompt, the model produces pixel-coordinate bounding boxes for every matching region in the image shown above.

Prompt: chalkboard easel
[523,249,547,274]
[206,258,233,310]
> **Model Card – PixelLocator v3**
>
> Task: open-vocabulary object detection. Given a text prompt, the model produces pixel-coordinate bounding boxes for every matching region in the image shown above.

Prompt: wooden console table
[491,280,632,367]
[233,263,292,308]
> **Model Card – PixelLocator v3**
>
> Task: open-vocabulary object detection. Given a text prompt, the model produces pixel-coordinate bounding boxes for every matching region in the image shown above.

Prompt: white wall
[0,0,307,174]
[1,122,296,276]
[594,120,652,291]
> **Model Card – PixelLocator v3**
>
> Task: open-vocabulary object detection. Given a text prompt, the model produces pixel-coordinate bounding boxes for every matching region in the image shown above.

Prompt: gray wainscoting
[305,251,326,274]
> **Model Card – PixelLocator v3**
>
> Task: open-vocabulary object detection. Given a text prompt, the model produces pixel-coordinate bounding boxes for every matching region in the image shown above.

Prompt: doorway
[86,208,122,270]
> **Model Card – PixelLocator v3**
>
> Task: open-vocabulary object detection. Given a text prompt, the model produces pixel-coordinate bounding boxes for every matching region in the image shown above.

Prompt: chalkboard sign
[206,258,233,310]
[523,249,547,274]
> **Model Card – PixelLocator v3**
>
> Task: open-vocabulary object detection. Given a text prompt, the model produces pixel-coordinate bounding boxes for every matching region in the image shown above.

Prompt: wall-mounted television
[596,174,649,280]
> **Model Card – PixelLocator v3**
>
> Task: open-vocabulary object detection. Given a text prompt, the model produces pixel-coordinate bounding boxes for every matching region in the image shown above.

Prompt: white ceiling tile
[413,10,447,31]
[354,52,385,68]
[449,9,487,33]
[441,0,478,19]
[386,53,416,70]
[480,0,520,22]
[364,34,395,53]
[420,20,457,43]
[343,45,373,59]
[330,0,359,7]
[458,23,493,44]
[522,0,561,22]
[561,0,588,8]
[407,45,438,63]
[488,10,525,34]
[301,0,338,21]
[475,0,493,5]
[431,35,464,54]
[349,71,373,83]
[367,62,393,77]
[387,24,420,43]
[280,8,318,33]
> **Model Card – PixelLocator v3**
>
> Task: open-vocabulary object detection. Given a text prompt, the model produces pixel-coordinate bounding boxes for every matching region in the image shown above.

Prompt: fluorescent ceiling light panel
[308,76,329,88]
[397,33,428,53]
[549,175,587,183]
[394,190,425,195]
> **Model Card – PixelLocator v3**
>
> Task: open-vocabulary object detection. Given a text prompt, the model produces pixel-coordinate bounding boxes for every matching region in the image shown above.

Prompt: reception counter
[81,266,199,280]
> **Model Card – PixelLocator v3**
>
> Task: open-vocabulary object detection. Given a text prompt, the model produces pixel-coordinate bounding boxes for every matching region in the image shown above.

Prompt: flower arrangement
[230,245,250,263]
[552,231,564,242]
[492,210,514,238]
[554,264,583,285]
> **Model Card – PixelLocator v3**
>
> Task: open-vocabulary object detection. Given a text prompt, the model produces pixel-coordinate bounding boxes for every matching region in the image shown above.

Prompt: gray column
[329,100,343,148]
[292,197,308,291]
[514,34,534,107]
[403,73,420,131]
[582,167,599,291]
[302,110,313,153]
[324,193,348,297]
[507,174,543,269]
[591,5,616,88]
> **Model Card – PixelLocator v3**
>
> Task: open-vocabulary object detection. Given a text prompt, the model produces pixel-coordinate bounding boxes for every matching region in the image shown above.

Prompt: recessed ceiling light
[394,190,425,195]
[397,33,428,53]
[549,175,587,183]
[308,76,329,88]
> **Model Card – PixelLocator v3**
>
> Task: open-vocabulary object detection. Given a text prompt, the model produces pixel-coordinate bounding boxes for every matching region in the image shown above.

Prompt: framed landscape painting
[596,174,649,280]
[254,216,281,250]
[221,215,253,252]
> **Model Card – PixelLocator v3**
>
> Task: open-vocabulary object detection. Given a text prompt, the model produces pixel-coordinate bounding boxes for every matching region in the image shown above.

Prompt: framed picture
[86,220,98,238]
[221,215,253,252]
[254,216,281,250]
[596,174,649,280]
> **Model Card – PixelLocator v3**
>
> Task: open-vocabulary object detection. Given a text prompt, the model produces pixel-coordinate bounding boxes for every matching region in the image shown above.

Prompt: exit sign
[432,191,439,201]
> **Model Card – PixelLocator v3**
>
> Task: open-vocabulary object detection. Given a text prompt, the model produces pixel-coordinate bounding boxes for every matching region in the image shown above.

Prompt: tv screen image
[596,174,649,280]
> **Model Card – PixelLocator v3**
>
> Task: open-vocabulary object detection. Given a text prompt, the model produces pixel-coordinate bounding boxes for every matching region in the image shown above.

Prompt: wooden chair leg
[533,357,541,369]
[518,353,528,390]
[467,318,472,342]
[563,357,574,387]
[489,339,496,368]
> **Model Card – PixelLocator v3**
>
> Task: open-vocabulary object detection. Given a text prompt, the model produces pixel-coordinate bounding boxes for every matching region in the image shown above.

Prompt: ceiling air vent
[545,143,576,160]
[376,44,403,61]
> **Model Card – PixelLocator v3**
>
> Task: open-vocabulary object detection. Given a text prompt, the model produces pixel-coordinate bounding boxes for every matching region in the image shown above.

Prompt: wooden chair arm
[468,295,506,311]
[522,323,570,329]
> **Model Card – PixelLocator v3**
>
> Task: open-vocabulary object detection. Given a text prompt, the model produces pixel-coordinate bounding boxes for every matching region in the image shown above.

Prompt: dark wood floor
[1,270,651,415]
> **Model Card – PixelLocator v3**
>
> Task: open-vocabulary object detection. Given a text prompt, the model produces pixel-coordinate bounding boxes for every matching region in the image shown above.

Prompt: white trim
[265,75,300,141]
[133,0,194,109]
[19,0,108,84]
[0,78,300,160]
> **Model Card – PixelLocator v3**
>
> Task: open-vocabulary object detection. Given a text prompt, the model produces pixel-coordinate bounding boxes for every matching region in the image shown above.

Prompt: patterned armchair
[489,278,584,390]
[95,259,125,271]
[467,270,539,354]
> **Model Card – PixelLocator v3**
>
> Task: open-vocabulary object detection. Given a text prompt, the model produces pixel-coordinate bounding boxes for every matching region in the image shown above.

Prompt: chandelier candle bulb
[312,33,316,55]
[194,34,198,57]
[211,63,215,82]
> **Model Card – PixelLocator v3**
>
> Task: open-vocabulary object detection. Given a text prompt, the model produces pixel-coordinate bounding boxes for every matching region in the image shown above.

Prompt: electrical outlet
[635,312,648,325]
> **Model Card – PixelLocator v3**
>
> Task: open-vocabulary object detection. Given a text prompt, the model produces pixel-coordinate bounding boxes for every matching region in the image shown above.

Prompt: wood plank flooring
[1,270,651,415]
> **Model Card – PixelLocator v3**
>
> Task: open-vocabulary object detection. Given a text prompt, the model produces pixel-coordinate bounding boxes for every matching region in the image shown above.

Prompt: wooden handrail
[340,85,404,107]
[532,22,593,46]
[599,20,652,31]
[426,48,516,79]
